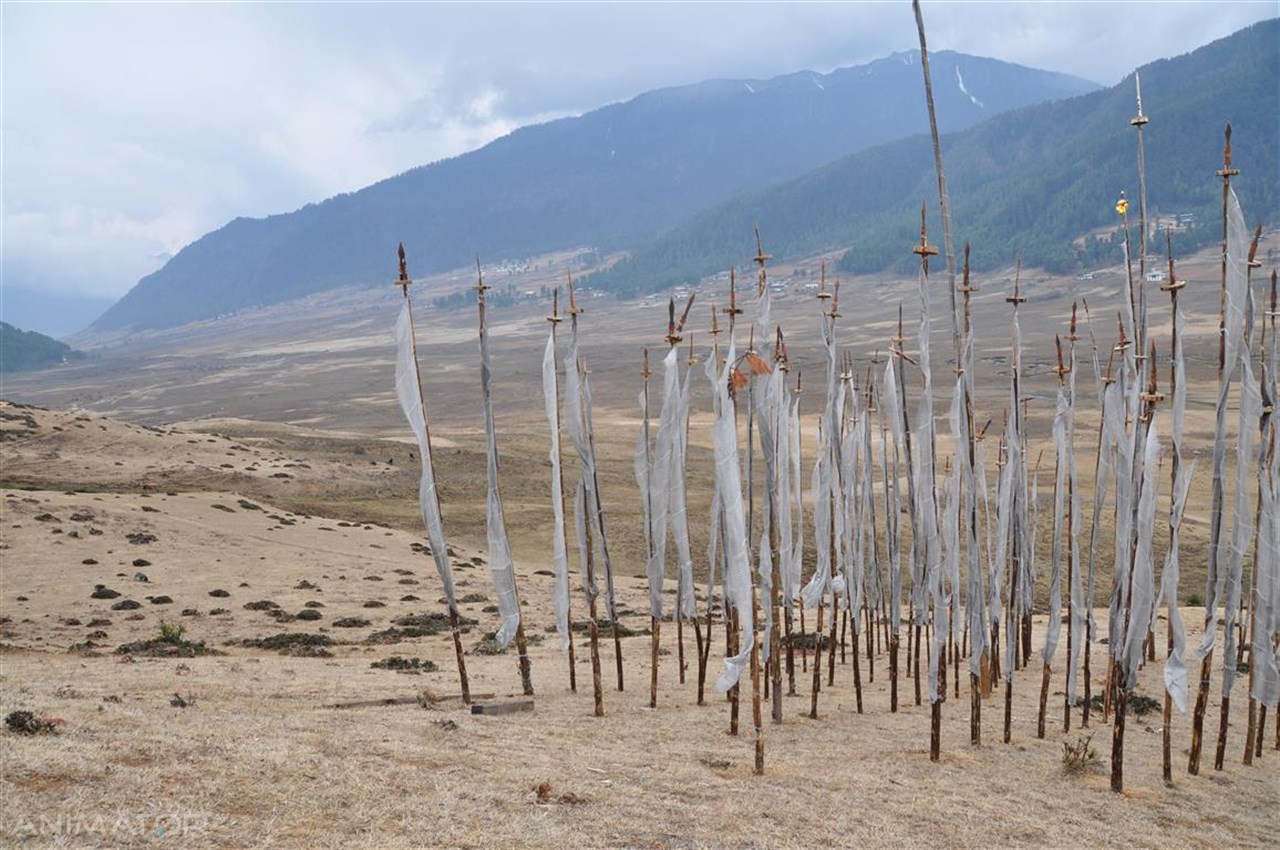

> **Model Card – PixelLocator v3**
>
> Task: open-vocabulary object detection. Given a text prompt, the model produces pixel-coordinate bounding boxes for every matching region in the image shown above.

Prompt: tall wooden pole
[475,257,533,696]
[1190,124,1239,775]
[1064,306,1080,734]
[699,304,726,707]
[1161,238,1184,782]
[641,347,661,709]
[1004,265,1027,746]
[396,244,471,706]
[725,269,745,731]
[1241,229,1266,765]
[565,277,605,717]
[546,289,577,694]
[787,370,803,696]
[1039,335,1069,740]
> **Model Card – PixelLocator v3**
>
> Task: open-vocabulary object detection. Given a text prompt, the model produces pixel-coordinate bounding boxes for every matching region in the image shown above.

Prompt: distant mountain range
[90,50,1097,333]
[586,18,1279,296]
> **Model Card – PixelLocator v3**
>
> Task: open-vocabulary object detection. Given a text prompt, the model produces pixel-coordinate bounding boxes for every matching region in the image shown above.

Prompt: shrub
[5,710,60,735]
[1062,733,1099,773]
[370,656,438,674]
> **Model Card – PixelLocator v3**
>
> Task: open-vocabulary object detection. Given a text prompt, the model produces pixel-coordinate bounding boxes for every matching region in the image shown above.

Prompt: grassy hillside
[586,19,1278,295]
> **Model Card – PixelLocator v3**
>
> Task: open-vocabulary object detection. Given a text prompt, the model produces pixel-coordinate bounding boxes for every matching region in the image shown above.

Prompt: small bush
[367,622,454,644]
[238,632,333,658]
[243,600,279,611]
[787,632,831,650]
[472,633,506,655]
[569,619,649,638]
[6,711,60,735]
[1062,732,1099,773]
[370,656,438,674]
[115,635,219,658]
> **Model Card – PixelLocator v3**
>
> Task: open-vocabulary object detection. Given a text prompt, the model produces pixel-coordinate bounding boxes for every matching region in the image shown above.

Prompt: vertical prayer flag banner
[710,340,754,693]
[394,301,458,614]
[542,332,571,651]
[478,288,522,649]
[1196,187,1251,663]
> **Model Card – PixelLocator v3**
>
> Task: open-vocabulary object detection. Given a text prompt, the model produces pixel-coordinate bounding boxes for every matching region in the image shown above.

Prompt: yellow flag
[1115,197,1129,216]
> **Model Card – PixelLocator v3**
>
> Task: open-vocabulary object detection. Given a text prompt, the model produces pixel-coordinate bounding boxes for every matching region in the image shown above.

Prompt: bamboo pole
[546,289,577,694]
[395,244,471,706]
[891,303,925,709]
[577,305,625,695]
[752,235,786,726]
[1215,224,1263,772]
[864,371,883,689]
[916,0,979,750]
[474,257,533,696]
[584,479,605,717]
[882,358,903,714]
[1064,307,1080,734]
[564,278,605,717]
[1191,124,1239,775]
[1004,265,1027,746]
[770,330,787,723]
[678,332,698,688]
[699,304,726,707]
[1160,237,1185,783]
[640,348,661,709]
[1038,335,1070,740]
[752,583,765,775]
[730,606,741,735]
[726,270,747,730]
[1081,302,1113,729]
[788,369,804,695]
[1131,72,1151,353]
[1241,230,1266,765]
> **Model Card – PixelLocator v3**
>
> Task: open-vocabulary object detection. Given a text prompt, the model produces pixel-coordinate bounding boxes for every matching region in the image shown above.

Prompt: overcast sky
[3,1,1275,305]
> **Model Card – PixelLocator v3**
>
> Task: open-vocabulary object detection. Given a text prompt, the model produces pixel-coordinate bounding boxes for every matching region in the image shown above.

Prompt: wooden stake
[810,591,824,720]
[395,244,472,706]
[752,585,765,775]
[1111,687,1128,793]
[729,606,741,735]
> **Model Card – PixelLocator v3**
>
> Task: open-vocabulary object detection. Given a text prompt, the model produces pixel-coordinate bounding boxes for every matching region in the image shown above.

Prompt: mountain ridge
[582,19,1278,295]
[90,49,1097,333]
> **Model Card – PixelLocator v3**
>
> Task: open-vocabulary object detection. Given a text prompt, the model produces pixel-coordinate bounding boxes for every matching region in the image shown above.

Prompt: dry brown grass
[2,477,1276,848]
